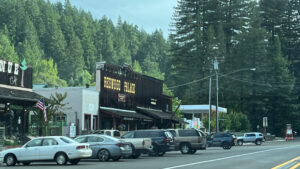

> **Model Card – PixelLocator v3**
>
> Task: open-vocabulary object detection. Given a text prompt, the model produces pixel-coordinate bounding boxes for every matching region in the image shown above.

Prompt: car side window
[42,138,58,146]
[87,136,99,142]
[105,131,111,136]
[75,137,87,143]
[169,130,176,137]
[123,132,134,138]
[26,139,42,147]
[114,131,120,137]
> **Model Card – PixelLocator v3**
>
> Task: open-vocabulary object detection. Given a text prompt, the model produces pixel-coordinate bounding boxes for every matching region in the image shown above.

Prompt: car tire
[22,162,31,166]
[5,154,16,166]
[237,140,243,146]
[132,152,141,159]
[112,156,121,161]
[190,149,197,154]
[148,145,159,157]
[69,159,80,165]
[158,152,165,156]
[222,142,231,150]
[131,146,141,159]
[55,153,68,165]
[98,149,110,162]
[180,143,191,154]
[255,140,262,145]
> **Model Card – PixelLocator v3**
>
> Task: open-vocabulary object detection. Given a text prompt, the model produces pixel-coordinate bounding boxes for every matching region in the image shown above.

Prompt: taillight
[163,138,171,143]
[76,145,85,149]
[116,143,124,147]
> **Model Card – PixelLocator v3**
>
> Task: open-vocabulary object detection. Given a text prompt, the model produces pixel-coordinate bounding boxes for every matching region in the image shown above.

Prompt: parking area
[0,139,298,169]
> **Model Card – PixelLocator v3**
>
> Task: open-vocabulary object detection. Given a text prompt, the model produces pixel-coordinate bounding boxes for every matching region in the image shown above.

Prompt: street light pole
[214,59,219,133]
[208,71,212,134]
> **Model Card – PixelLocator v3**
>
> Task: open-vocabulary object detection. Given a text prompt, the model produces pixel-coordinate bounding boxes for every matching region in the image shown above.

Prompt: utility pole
[208,75,211,134]
[214,58,219,133]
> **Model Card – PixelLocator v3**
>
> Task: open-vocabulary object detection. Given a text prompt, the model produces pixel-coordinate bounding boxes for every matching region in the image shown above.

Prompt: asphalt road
[1,139,300,169]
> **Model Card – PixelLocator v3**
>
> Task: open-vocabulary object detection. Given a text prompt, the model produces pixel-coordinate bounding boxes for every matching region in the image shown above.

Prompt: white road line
[163,145,300,169]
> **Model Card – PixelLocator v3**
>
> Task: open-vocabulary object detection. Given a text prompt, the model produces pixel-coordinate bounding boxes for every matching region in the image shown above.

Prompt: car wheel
[180,143,191,154]
[237,140,243,146]
[112,156,121,161]
[255,140,262,145]
[158,152,165,156]
[222,142,230,150]
[132,152,141,159]
[98,149,110,162]
[55,153,68,165]
[148,145,159,156]
[69,159,80,165]
[5,154,16,166]
[190,149,197,154]
[22,162,31,166]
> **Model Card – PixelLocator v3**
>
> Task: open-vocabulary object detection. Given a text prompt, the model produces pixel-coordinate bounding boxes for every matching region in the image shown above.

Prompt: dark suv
[122,129,175,156]
[207,133,235,149]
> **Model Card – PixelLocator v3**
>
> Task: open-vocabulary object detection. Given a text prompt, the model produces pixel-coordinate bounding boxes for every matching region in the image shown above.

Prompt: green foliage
[0,31,18,62]
[163,84,182,118]
[34,58,67,87]
[133,60,142,73]
[202,111,251,132]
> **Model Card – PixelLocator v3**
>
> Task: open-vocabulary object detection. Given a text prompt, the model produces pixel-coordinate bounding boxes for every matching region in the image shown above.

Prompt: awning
[180,104,227,114]
[0,87,41,102]
[100,106,153,121]
[136,107,185,123]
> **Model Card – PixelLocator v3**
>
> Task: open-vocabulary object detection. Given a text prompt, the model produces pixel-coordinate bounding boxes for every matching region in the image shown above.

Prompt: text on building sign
[104,76,121,91]
[124,81,135,94]
[0,60,19,75]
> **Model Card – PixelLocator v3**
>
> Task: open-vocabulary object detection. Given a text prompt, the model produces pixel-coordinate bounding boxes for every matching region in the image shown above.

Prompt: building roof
[136,107,185,123]
[180,105,227,114]
[0,87,41,102]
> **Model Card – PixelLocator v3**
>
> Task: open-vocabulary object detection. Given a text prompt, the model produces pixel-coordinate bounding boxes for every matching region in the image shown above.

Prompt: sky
[49,0,178,38]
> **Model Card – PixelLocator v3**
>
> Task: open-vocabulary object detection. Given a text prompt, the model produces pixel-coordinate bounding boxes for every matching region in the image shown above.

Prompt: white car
[0,136,92,166]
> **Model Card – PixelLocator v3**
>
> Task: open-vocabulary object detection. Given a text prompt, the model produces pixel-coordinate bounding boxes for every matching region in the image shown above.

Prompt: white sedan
[0,136,92,166]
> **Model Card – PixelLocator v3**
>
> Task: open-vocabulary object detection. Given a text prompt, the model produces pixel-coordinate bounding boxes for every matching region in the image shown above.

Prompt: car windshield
[60,137,76,144]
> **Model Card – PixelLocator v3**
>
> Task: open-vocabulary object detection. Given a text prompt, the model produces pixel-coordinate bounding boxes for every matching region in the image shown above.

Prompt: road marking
[271,156,300,169]
[290,162,300,169]
[163,145,300,169]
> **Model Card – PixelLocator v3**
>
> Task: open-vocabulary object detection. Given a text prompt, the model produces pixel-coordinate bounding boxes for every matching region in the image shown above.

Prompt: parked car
[207,133,235,149]
[0,136,92,166]
[236,132,264,146]
[74,134,132,161]
[93,129,152,158]
[122,129,175,156]
[167,129,207,154]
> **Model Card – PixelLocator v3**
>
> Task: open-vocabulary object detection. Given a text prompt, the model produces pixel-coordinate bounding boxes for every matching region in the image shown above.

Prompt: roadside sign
[263,117,268,127]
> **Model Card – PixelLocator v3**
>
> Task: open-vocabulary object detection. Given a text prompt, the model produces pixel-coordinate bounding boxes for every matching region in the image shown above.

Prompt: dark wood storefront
[0,59,41,139]
[96,62,177,130]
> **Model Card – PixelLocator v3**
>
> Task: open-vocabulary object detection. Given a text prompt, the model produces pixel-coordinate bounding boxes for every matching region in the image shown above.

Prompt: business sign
[103,76,136,94]
[0,59,32,88]
[118,93,126,102]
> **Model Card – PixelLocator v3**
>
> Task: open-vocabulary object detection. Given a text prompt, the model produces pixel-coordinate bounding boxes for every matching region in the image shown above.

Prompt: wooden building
[0,59,40,139]
[96,62,180,130]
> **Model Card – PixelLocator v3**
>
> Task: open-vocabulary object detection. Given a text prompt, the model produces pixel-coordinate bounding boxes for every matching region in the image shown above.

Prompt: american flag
[36,98,47,122]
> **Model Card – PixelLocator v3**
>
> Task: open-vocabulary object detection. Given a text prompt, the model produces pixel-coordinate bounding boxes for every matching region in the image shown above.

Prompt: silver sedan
[74,134,132,162]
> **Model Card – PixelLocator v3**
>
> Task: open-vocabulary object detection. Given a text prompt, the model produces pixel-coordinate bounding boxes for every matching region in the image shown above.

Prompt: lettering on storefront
[0,59,32,88]
[104,76,136,94]
[104,76,121,91]
[124,81,135,94]
[0,60,19,75]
